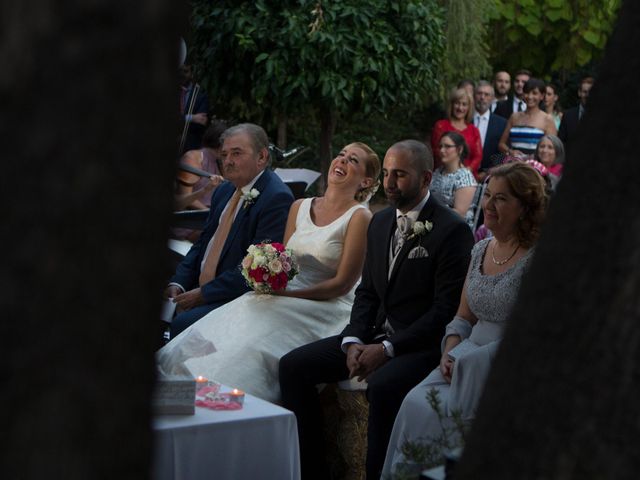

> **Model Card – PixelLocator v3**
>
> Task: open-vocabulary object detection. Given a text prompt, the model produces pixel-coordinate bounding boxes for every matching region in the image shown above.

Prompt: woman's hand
[440,354,454,384]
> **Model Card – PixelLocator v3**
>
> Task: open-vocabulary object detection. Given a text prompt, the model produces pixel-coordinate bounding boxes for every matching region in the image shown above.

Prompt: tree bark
[456,1,640,478]
[318,106,337,194]
[277,112,288,150]
[0,2,181,478]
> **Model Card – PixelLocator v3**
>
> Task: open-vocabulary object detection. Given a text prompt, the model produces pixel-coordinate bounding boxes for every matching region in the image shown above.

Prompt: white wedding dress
[157,198,365,403]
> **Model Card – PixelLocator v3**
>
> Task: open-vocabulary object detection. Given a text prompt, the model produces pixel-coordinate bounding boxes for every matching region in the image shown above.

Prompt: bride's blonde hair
[347,142,381,203]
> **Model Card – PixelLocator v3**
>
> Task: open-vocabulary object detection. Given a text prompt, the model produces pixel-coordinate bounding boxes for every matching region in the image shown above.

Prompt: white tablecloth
[153,389,300,480]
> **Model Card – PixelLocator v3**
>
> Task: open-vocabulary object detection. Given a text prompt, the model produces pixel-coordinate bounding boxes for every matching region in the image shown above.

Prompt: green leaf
[255,52,269,63]
[576,46,592,65]
[582,30,601,46]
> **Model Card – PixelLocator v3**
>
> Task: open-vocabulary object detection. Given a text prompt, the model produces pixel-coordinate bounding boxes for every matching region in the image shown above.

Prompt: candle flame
[196,376,207,382]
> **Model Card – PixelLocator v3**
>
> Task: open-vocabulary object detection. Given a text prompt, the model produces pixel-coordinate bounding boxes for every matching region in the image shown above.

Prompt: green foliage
[441,0,493,90]
[488,0,621,77]
[189,0,446,131]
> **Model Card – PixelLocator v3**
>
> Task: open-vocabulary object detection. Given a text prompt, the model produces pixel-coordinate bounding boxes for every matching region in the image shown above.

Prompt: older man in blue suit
[166,123,294,337]
[474,80,507,180]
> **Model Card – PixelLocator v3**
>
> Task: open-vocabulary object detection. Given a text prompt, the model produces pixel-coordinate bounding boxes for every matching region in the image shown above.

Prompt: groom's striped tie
[393,215,410,257]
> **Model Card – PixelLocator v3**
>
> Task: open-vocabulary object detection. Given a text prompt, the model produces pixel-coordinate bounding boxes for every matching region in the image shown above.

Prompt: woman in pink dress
[430,87,482,178]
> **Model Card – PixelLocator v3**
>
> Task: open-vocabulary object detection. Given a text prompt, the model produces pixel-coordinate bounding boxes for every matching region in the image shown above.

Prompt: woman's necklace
[491,241,519,265]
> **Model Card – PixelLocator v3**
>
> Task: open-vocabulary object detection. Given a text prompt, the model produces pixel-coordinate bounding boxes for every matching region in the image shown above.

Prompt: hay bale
[320,384,369,480]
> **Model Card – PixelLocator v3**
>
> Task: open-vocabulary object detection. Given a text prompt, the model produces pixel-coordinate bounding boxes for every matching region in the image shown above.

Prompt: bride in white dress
[157,142,381,402]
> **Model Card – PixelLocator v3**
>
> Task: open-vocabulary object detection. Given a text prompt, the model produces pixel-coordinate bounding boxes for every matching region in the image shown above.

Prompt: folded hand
[439,354,454,384]
[174,288,205,311]
[352,344,388,382]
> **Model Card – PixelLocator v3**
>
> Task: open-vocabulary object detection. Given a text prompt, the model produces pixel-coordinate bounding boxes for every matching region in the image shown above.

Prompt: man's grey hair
[220,123,269,154]
[475,79,495,95]
[390,140,433,173]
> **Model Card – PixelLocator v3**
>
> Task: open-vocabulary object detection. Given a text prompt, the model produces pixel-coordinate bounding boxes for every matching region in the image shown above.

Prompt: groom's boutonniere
[242,188,260,208]
[407,220,433,240]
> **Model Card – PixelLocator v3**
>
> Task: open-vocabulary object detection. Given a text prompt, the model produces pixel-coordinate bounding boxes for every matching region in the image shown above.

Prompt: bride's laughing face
[328,144,372,191]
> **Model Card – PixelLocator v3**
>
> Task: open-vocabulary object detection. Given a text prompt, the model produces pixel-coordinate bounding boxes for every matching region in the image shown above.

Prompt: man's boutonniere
[242,188,260,208]
[407,220,433,240]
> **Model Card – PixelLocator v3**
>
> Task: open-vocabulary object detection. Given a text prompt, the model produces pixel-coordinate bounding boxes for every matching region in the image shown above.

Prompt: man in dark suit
[279,140,473,479]
[493,69,531,119]
[474,80,508,180]
[558,76,594,152]
[166,123,294,337]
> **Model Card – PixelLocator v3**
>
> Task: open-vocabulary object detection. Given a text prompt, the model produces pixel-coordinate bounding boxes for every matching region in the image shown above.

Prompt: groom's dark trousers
[280,195,474,479]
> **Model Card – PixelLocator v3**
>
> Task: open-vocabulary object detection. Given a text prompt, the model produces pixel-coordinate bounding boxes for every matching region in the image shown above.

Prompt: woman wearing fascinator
[157,142,381,402]
[382,161,548,477]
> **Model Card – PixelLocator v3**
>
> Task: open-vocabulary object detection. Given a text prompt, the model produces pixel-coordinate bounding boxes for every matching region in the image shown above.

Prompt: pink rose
[242,255,253,270]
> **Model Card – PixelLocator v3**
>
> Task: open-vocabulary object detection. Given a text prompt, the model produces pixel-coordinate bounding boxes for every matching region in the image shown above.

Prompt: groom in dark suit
[166,123,294,337]
[280,140,474,479]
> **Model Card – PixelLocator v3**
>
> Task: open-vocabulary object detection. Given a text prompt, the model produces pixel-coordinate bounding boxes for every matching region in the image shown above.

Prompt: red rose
[271,242,285,252]
[268,271,288,291]
[249,267,267,283]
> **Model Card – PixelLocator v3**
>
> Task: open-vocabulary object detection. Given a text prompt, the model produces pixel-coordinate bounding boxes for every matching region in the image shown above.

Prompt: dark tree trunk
[318,106,337,194]
[457,1,640,478]
[1,2,181,478]
[277,112,287,150]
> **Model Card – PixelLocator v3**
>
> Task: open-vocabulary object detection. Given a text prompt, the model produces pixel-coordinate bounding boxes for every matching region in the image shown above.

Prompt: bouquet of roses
[240,242,298,294]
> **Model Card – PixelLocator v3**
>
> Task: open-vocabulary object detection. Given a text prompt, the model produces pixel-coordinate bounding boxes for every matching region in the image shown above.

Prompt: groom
[279,140,474,479]
[165,123,294,338]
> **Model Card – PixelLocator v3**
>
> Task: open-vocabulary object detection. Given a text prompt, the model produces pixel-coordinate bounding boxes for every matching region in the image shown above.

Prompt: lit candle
[229,388,245,405]
[195,376,209,390]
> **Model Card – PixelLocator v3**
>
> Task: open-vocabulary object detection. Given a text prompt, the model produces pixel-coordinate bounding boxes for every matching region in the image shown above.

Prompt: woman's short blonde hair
[448,87,474,124]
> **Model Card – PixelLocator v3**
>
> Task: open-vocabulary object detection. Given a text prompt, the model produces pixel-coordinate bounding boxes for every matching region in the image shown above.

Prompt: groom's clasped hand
[346,343,388,381]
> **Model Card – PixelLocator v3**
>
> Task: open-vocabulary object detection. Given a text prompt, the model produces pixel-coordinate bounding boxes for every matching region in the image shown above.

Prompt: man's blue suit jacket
[171,168,294,310]
[480,113,508,171]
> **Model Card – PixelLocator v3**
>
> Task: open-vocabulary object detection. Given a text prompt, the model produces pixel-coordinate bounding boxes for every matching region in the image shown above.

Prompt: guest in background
[431,87,483,176]
[544,84,563,130]
[382,162,547,478]
[493,69,531,119]
[498,78,557,158]
[535,134,565,190]
[431,132,477,222]
[493,71,511,104]
[559,76,594,152]
[178,64,209,154]
[458,79,475,102]
[473,80,508,180]
[175,120,227,211]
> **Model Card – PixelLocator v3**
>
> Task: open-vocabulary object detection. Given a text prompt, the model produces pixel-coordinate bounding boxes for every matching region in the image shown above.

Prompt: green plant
[388,388,469,480]
[189,0,446,183]
[487,0,621,80]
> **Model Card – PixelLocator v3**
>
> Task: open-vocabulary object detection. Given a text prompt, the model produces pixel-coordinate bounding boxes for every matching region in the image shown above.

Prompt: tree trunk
[318,106,337,194]
[456,1,640,478]
[277,112,287,149]
[0,2,181,478]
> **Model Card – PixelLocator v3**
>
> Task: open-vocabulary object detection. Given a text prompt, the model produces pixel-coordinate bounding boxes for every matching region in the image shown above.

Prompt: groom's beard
[385,184,421,210]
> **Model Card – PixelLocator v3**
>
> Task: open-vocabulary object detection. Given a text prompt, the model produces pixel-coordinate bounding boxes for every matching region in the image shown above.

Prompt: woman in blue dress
[498,78,557,158]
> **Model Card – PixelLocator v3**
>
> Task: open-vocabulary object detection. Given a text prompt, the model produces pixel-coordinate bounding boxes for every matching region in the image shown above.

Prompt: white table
[153,389,301,480]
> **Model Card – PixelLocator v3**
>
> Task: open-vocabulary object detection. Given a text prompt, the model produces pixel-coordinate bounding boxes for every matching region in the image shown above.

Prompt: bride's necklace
[491,241,519,266]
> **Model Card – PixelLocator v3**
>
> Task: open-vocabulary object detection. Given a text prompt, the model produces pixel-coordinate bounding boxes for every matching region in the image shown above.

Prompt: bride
[157,142,381,402]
